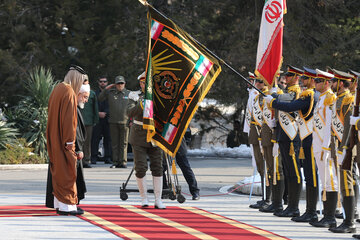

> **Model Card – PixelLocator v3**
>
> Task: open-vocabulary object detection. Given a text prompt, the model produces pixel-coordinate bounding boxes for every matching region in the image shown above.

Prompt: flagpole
[138,0,266,97]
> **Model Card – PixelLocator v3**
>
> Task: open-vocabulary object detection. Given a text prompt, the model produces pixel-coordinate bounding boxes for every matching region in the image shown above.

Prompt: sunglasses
[314,78,325,83]
[116,82,125,85]
[99,80,107,83]
[69,65,86,74]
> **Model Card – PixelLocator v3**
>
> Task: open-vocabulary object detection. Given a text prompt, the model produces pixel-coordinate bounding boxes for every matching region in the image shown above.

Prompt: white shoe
[153,176,166,209]
[136,176,149,207]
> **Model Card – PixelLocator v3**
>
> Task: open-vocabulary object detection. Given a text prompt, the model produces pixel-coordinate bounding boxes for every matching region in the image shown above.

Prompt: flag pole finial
[138,0,148,6]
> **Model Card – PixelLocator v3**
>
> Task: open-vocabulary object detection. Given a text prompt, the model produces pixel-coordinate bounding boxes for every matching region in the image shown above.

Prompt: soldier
[264,65,302,217]
[265,67,319,222]
[259,74,285,214]
[127,72,165,209]
[328,69,356,233]
[99,76,131,168]
[248,77,270,209]
[349,70,360,239]
[308,69,338,228]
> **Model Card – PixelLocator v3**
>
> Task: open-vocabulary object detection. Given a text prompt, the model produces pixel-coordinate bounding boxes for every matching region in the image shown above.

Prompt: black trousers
[91,119,112,162]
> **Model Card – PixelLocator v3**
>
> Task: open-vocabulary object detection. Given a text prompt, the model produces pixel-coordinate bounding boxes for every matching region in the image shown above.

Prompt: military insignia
[154,71,179,100]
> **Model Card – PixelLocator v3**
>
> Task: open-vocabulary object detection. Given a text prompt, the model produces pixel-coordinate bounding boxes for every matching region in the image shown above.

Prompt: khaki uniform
[127,96,162,178]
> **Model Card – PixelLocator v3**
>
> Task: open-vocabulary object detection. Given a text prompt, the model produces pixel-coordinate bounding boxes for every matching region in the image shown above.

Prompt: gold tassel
[322,190,327,201]
[171,159,177,175]
[289,142,295,155]
[299,147,305,159]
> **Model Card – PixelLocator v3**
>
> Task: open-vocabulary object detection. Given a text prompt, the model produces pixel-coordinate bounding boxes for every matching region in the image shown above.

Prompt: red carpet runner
[0,204,288,239]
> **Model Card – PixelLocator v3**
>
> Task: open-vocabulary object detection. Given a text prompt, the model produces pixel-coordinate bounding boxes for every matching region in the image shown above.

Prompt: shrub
[0,138,45,164]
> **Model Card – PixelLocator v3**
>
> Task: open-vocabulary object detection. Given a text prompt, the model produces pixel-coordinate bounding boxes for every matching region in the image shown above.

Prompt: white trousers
[54,196,77,212]
[314,151,338,192]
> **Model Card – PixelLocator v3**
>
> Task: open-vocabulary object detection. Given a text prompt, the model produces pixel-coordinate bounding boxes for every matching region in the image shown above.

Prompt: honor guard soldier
[259,74,286,214]
[328,69,356,233]
[248,77,270,209]
[264,65,302,218]
[265,67,320,222]
[309,69,338,228]
[349,70,360,239]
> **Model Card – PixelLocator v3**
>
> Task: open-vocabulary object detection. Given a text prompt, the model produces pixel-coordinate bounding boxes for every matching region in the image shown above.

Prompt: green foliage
[0,138,45,164]
[6,66,57,159]
[0,120,18,149]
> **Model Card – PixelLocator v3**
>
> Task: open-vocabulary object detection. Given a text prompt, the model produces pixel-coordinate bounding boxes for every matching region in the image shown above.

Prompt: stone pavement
[0,157,356,239]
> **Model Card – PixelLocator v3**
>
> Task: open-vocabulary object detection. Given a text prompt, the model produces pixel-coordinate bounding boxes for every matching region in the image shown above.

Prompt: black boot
[310,191,337,228]
[275,181,301,217]
[260,180,283,213]
[249,175,266,209]
[292,185,318,222]
[353,234,360,239]
[329,196,356,233]
[354,180,359,220]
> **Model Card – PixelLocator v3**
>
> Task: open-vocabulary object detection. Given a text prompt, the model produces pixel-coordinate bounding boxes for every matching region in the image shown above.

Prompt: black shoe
[192,193,200,200]
[353,234,360,239]
[119,163,127,168]
[335,209,343,219]
[356,219,360,223]
[329,221,356,233]
[309,216,336,228]
[57,209,83,216]
[83,163,92,168]
[249,200,268,209]
[104,159,113,164]
[274,206,300,217]
[77,207,84,215]
[291,212,318,222]
[259,203,283,213]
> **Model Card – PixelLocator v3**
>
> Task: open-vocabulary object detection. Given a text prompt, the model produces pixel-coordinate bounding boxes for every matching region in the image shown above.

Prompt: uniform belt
[133,120,143,126]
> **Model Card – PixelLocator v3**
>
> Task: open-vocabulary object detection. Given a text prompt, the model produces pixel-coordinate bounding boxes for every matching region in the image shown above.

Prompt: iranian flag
[255,0,286,87]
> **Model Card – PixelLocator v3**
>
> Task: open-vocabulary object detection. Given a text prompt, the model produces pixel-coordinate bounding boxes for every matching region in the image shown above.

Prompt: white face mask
[78,101,85,109]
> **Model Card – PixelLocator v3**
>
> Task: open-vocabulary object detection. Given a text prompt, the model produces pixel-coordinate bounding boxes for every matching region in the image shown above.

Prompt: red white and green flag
[255,0,287,87]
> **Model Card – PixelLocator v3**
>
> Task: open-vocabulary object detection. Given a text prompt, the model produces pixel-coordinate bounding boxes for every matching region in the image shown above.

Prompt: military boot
[329,196,356,233]
[275,181,301,217]
[249,175,267,209]
[354,180,359,220]
[260,180,284,213]
[310,191,337,228]
[292,185,318,222]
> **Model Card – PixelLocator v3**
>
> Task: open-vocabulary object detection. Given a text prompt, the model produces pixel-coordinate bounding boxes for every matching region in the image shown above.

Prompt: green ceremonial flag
[142,5,222,157]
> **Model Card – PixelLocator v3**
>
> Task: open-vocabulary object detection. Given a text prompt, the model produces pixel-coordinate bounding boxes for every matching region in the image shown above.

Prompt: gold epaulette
[277,89,283,94]
[324,92,336,106]
[343,94,355,106]
[300,89,314,98]
[288,85,301,94]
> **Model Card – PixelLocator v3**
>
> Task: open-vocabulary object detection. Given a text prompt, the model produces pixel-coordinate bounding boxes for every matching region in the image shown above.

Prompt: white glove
[321,148,331,161]
[337,150,346,165]
[269,87,278,94]
[350,116,360,126]
[264,95,274,104]
[272,143,279,157]
[128,91,141,102]
[267,118,276,128]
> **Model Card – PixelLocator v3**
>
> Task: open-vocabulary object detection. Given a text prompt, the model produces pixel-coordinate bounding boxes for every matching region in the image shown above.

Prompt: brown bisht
[142,5,222,157]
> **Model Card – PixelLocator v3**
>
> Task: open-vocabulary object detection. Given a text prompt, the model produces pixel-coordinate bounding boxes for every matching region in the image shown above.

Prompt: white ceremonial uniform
[313,89,338,192]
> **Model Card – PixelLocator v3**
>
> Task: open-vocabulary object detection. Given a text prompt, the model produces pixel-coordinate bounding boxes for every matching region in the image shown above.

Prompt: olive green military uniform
[99,87,130,166]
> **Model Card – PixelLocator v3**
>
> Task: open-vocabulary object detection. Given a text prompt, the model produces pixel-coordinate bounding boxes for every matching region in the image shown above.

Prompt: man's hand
[77,151,84,160]
[264,95,274,104]
[65,143,73,151]
[105,84,115,90]
[350,116,360,125]
[337,151,346,165]
[128,91,141,102]
[99,112,107,118]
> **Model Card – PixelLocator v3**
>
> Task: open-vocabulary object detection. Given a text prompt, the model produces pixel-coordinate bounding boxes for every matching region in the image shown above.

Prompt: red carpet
[0,204,289,239]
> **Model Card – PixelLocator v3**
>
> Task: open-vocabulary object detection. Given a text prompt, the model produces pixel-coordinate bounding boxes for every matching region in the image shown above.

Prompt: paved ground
[0,157,357,239]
